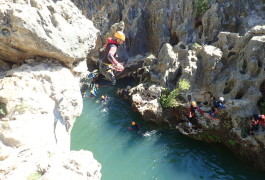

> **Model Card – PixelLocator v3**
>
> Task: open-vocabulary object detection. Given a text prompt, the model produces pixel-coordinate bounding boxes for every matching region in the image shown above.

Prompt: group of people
[188,96,265,135]
[188,96,226,126]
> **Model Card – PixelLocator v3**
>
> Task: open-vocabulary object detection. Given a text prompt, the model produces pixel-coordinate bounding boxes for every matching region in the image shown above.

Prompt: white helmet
[219,97,224,102]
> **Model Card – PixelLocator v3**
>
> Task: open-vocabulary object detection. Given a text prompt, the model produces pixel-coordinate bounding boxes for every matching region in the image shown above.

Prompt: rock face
[0,61,101,180]
[0,0,98,65]
[0,61,81,149]
[71,0,265,57]
[116,25,265,171]
[0,0,102,179]
[130,83,165,123]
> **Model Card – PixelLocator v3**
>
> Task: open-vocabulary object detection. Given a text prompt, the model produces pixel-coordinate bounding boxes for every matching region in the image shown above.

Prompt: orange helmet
[114,31,125,41]
[131,121,136,125]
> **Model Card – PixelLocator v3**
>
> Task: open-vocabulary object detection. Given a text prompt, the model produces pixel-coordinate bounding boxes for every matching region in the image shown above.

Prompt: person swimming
[100,95,109,102]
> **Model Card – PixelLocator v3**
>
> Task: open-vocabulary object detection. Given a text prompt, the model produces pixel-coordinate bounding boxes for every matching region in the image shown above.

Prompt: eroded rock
[0,0,98,65]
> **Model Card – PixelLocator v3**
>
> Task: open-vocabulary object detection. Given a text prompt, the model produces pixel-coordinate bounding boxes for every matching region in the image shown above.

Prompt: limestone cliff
[71,0,265,58]
[0,0,101,179]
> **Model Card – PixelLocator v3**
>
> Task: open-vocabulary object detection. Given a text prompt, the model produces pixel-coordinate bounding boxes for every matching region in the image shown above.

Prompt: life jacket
[99,38,119,64]
[189,106,194,113]
[189,105,203,117]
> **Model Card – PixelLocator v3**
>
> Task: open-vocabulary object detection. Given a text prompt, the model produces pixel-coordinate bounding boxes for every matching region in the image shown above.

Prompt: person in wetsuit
[99,31,125,85]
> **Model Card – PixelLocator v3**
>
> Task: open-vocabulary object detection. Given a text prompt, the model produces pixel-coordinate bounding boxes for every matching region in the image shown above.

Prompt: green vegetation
[160,79,190,108]
[228,139,236,146]
[258,100,265,114]
[0,102,7,116]
[193,43,201,48]
[194,0,210,17]
[27,171,42,180]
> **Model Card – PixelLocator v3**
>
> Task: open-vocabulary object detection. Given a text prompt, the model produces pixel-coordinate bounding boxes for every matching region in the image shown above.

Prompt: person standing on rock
[98,31,125,85]
[188,101,204,127]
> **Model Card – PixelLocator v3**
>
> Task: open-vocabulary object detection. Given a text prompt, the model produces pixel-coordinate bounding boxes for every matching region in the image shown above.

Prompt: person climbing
[188,101,204,127]
[208,97,226,119]
[99,31,125,85]
[129,121,141,133]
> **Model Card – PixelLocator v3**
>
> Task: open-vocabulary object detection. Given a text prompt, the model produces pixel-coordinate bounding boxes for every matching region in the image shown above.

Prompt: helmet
[101,95,105,99]
[191,101,196,106]
[114,31,125,41]
[132,121,136,125]
[261,115,265,120]
[219,97,224,102]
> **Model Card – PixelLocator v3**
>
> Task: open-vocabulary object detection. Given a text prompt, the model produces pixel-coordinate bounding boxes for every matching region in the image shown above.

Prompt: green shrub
[194,0,210,17]
[160,79,190,108]
[228,139,236,146]
[193,43,201,48]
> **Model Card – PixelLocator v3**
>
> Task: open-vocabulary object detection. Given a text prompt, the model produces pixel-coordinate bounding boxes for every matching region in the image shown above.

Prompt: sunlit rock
[0,0,98,65]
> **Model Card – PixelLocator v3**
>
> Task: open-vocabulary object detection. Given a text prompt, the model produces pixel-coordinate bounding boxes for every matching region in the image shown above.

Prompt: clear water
[71,82,265,180]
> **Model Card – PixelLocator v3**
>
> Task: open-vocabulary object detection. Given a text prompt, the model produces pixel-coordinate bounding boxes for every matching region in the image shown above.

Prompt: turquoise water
[71,82,265,180]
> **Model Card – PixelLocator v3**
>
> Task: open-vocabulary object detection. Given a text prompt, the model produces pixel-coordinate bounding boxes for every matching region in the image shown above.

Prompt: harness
[102,62,113,72]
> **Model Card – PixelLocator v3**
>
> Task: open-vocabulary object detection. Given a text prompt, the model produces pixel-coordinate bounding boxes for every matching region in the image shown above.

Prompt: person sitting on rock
[208,97,225,119]
[99,31,125,85]
[189,101,204,127]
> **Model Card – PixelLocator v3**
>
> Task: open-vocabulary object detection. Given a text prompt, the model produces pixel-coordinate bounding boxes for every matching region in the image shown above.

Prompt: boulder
[0,0,98,65]
[129,84,165,123]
